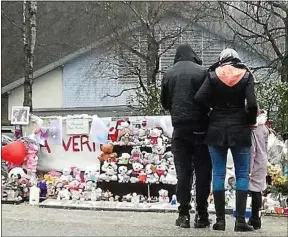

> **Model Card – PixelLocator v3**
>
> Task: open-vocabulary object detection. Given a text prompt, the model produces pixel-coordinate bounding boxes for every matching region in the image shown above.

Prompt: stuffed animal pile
[97,121,176,185]
[2,167,30,202]
[97,145,177,184]
[107,119,171,147]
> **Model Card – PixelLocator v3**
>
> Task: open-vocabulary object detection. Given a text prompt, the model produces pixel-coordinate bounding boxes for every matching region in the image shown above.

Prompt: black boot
[234,190,254,232]
[175,204,190,228]
[194,211,210,228]
[248,191,262,230]
[212,191,226,231]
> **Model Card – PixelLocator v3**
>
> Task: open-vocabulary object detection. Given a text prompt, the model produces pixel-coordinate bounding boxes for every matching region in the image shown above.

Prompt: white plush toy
[118,166,130,183]
[138,119,149,143]
[84,165,100,182]
[131,192,140,205]
[99,161,117,182]
[162,164,177,185]
[163,151,174,166]
[128,162,143,183]
[57,188,71,200]
[145,164,159,183]
[130,146,143,163]
[60,168,72,183]
[158,189,169,203]
[149,128,163,145]
[118,153,130,165]
[151,143,166,164]
[8,167,27,181]
[142,151,154,165]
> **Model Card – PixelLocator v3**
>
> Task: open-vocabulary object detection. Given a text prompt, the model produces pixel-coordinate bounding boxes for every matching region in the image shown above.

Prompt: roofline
[1,37,111,94]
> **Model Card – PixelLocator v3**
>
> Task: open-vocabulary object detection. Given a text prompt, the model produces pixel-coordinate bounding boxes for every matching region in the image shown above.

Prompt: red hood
[215,65,247,87]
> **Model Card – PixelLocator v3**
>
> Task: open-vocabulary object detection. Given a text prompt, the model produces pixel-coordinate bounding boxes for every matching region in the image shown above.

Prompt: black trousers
[172,127,212,216]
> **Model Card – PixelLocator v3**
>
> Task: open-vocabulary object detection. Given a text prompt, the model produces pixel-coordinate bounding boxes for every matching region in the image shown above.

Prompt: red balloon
[1,141,27,165]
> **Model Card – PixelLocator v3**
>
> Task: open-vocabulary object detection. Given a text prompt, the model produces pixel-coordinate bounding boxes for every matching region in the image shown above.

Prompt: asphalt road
[2,204,287,236]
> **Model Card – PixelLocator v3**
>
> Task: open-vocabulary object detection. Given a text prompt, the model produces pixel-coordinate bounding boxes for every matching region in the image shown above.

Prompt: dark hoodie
[160,44,209,131]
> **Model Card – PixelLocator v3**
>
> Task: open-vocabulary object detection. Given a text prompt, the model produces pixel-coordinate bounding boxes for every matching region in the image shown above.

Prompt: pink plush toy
[23,144,38,175]
[71,167,85,184]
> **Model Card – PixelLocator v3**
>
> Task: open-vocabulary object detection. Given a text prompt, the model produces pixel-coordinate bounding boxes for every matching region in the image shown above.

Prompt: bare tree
[22,1,37,110]
[100,1,210,115]
[218,1,288,133]
[219,1,288,83]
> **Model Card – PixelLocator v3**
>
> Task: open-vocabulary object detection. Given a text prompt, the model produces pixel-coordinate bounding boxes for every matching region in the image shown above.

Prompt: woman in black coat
[194,48,257,232]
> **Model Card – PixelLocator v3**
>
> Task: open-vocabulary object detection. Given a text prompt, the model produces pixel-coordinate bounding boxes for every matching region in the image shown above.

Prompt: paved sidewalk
[2,204,287,236]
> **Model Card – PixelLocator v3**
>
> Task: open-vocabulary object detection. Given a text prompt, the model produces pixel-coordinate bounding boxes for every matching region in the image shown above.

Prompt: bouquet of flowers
[267,164,288,195]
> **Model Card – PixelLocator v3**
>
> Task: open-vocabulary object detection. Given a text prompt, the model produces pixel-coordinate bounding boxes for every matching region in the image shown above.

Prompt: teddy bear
[119,132,133,146]
[131,129,141,146]
[141,151,151,165]
[90,187,102,201]
[102,190,113,201]
[71,167,85,183]
[84,165,100,182]
[98,144,117,162]
[130,146,143,163]
[138,119,150,144]
[128,162,143,183]
[151,143,166,164]
[82,180,97,200]
[156,163,167,183]
[118,166,130,183]
[57,187,71,200]
[99,161,117,182]
[60,168,72,185]
[117,153,130,165]
[158,189,169,203]
[131,192,140,205]
[152,143,166,154]
[69,179,83,200]
[145,164,159,184]
[162,164,177,185]
[163,151,174,166]
[149,128,162,145]
[117,121,132,142]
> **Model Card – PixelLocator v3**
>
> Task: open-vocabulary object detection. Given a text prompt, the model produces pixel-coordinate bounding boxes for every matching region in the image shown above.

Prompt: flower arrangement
[267,164,288,195]
[43,174,58,185]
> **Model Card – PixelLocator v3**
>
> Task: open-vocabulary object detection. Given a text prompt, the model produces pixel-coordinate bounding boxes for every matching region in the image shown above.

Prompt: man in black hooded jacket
[161,44,212,229]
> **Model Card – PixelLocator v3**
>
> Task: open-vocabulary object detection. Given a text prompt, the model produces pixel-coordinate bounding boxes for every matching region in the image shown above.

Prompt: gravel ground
[2,204,287,236]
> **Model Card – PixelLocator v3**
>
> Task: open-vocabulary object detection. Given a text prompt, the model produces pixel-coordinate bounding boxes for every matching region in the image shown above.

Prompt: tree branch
[122,1,150,30]
[267,1,288,13]
[101,87,140,100]
[158,22,192,45]
[1,10,23,31]
[263,24,284,59]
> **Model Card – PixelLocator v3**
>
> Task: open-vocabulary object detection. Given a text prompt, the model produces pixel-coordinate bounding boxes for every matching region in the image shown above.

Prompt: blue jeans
[208,146,250,191]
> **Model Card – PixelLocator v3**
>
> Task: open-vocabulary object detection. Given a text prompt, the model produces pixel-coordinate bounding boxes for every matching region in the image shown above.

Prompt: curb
[38,202,233,214]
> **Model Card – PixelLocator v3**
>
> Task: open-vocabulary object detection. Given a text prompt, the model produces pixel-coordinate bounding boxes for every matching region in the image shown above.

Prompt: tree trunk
[23,1,37,111]
[146,34,159,85]
[281,15,288,83]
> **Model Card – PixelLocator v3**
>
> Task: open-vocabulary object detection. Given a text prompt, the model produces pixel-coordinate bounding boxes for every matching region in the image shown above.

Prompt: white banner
[23,120,101,171]
[21,115,175,171]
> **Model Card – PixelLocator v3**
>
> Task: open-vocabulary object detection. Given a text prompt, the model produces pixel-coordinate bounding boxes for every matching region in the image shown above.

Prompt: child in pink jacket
[248,110,269,229]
